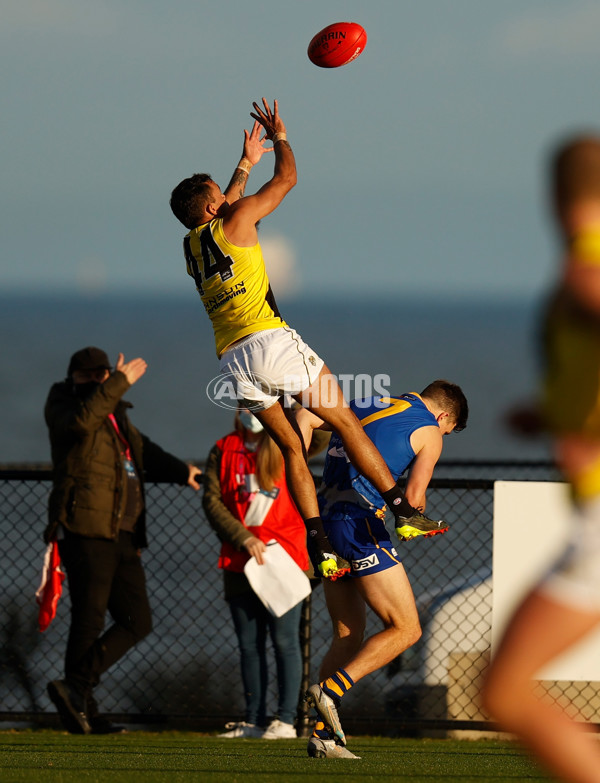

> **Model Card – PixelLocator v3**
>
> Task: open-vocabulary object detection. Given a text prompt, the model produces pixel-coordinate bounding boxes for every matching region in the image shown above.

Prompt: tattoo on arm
[225,170,248,202]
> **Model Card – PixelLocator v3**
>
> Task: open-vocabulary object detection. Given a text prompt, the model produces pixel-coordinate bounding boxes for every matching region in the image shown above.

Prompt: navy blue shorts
[323,513,402,577]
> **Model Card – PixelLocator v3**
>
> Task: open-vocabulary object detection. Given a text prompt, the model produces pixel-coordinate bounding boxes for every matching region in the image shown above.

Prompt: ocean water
[1,292,551,465]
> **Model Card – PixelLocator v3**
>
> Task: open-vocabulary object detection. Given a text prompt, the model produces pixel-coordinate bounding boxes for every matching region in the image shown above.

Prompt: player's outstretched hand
[115,353,147,386]
[243,120,273,166]
[250,98,286,141]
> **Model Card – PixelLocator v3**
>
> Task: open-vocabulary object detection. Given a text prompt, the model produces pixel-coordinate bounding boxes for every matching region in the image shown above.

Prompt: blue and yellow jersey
[184,218,287,357]
[318,393,438,522]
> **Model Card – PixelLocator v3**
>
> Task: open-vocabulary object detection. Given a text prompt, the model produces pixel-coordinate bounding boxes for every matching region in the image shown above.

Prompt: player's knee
[402,619,422,649]
[272,428,305,460]
[389,616,421,650]
[408,621,422,648]
[480,668,520,724]
[279,440,305,460]
[331,408,362,437]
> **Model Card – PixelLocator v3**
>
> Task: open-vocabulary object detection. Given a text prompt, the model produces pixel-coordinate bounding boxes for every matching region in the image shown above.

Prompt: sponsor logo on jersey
[205,282,247,315]
[352,553,379,571]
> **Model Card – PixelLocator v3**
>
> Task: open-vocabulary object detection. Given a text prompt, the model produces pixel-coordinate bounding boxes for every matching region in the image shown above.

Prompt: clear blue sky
[4,0,600,300]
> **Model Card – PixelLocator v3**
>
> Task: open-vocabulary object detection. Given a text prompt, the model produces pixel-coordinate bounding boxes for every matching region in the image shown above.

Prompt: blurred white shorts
[219,326,324,411]
[539,496,600,611]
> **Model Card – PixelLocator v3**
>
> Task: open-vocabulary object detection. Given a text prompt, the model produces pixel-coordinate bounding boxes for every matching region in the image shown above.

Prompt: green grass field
[0,731,551,783]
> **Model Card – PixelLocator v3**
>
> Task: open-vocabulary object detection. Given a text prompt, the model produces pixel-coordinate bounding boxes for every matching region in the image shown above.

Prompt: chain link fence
[2,460,592,737]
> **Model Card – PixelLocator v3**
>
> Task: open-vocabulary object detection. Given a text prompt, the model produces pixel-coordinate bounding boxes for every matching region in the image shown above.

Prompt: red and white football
[307,22,367,69]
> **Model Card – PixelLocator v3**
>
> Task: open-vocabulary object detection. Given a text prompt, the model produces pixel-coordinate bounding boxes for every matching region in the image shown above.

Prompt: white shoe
[217,721,264,738]
[262,719,297,739]
[305,684,346,745]
[307,736,361,759]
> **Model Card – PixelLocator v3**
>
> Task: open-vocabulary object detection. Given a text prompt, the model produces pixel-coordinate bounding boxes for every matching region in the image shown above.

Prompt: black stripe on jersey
[183,236,204,295]
[265,284,282,319]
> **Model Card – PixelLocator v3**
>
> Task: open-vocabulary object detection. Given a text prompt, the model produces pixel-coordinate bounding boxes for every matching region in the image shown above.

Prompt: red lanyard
[108,414,133,462]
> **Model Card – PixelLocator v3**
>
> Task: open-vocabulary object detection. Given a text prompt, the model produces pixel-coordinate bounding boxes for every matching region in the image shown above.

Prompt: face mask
[239,410,264,434]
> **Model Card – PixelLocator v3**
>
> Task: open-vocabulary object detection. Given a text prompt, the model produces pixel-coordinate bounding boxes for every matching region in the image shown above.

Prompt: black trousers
[58,530,152,696]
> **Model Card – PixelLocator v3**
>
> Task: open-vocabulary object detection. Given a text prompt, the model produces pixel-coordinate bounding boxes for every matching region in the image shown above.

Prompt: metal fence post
[296,591,313,737]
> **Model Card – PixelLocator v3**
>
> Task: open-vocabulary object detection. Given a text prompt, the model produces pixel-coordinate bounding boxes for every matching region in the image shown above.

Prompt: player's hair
[551,134,600,211]
[170,173,216,229]
[234,413,283,493]
[420,379,469,432]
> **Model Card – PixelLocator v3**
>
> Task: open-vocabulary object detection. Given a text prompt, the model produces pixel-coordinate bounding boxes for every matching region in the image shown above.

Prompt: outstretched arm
[223,120,273,205]
[249,98,297,210]
[223,98,297,245]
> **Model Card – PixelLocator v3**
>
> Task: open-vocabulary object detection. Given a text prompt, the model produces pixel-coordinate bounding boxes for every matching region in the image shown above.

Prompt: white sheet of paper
[244,540,311,617]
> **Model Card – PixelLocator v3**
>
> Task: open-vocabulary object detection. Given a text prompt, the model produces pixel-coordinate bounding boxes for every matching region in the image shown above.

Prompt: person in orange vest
[202,406,326,740]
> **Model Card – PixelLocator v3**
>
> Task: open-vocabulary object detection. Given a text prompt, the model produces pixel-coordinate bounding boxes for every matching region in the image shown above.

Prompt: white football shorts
[539,495,600,611]
[219,326,325,410]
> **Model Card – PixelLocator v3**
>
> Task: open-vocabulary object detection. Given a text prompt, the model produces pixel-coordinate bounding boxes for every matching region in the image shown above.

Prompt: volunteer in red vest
[202,406,317,740]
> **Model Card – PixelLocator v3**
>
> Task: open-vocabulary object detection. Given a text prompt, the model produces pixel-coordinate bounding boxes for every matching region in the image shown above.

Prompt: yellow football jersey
[184,218,286,357]
[541,288,600,437]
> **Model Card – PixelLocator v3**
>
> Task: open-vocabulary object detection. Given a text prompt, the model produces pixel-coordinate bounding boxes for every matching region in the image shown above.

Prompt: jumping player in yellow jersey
[483,135,600,783]
[170,98,441,580]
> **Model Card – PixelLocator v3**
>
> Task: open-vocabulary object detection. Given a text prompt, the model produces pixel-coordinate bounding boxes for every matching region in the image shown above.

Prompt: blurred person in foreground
[202,405,328,739]
[482,135,600,783]
[44,347,201,734]
[170,97,445,583]
[297,381,468,758]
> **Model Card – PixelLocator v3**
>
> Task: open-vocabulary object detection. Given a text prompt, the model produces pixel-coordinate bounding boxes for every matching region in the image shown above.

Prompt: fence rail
[4,460,590,738]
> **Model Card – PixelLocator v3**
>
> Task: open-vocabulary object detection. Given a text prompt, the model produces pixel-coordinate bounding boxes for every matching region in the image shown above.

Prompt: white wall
[492,481,600,680]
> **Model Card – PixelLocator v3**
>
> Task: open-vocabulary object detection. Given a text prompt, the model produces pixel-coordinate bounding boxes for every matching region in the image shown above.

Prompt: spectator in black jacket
[44,346,201,734]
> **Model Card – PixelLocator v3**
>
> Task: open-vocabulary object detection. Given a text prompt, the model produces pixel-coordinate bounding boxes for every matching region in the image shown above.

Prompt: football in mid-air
[307,22,367,68]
